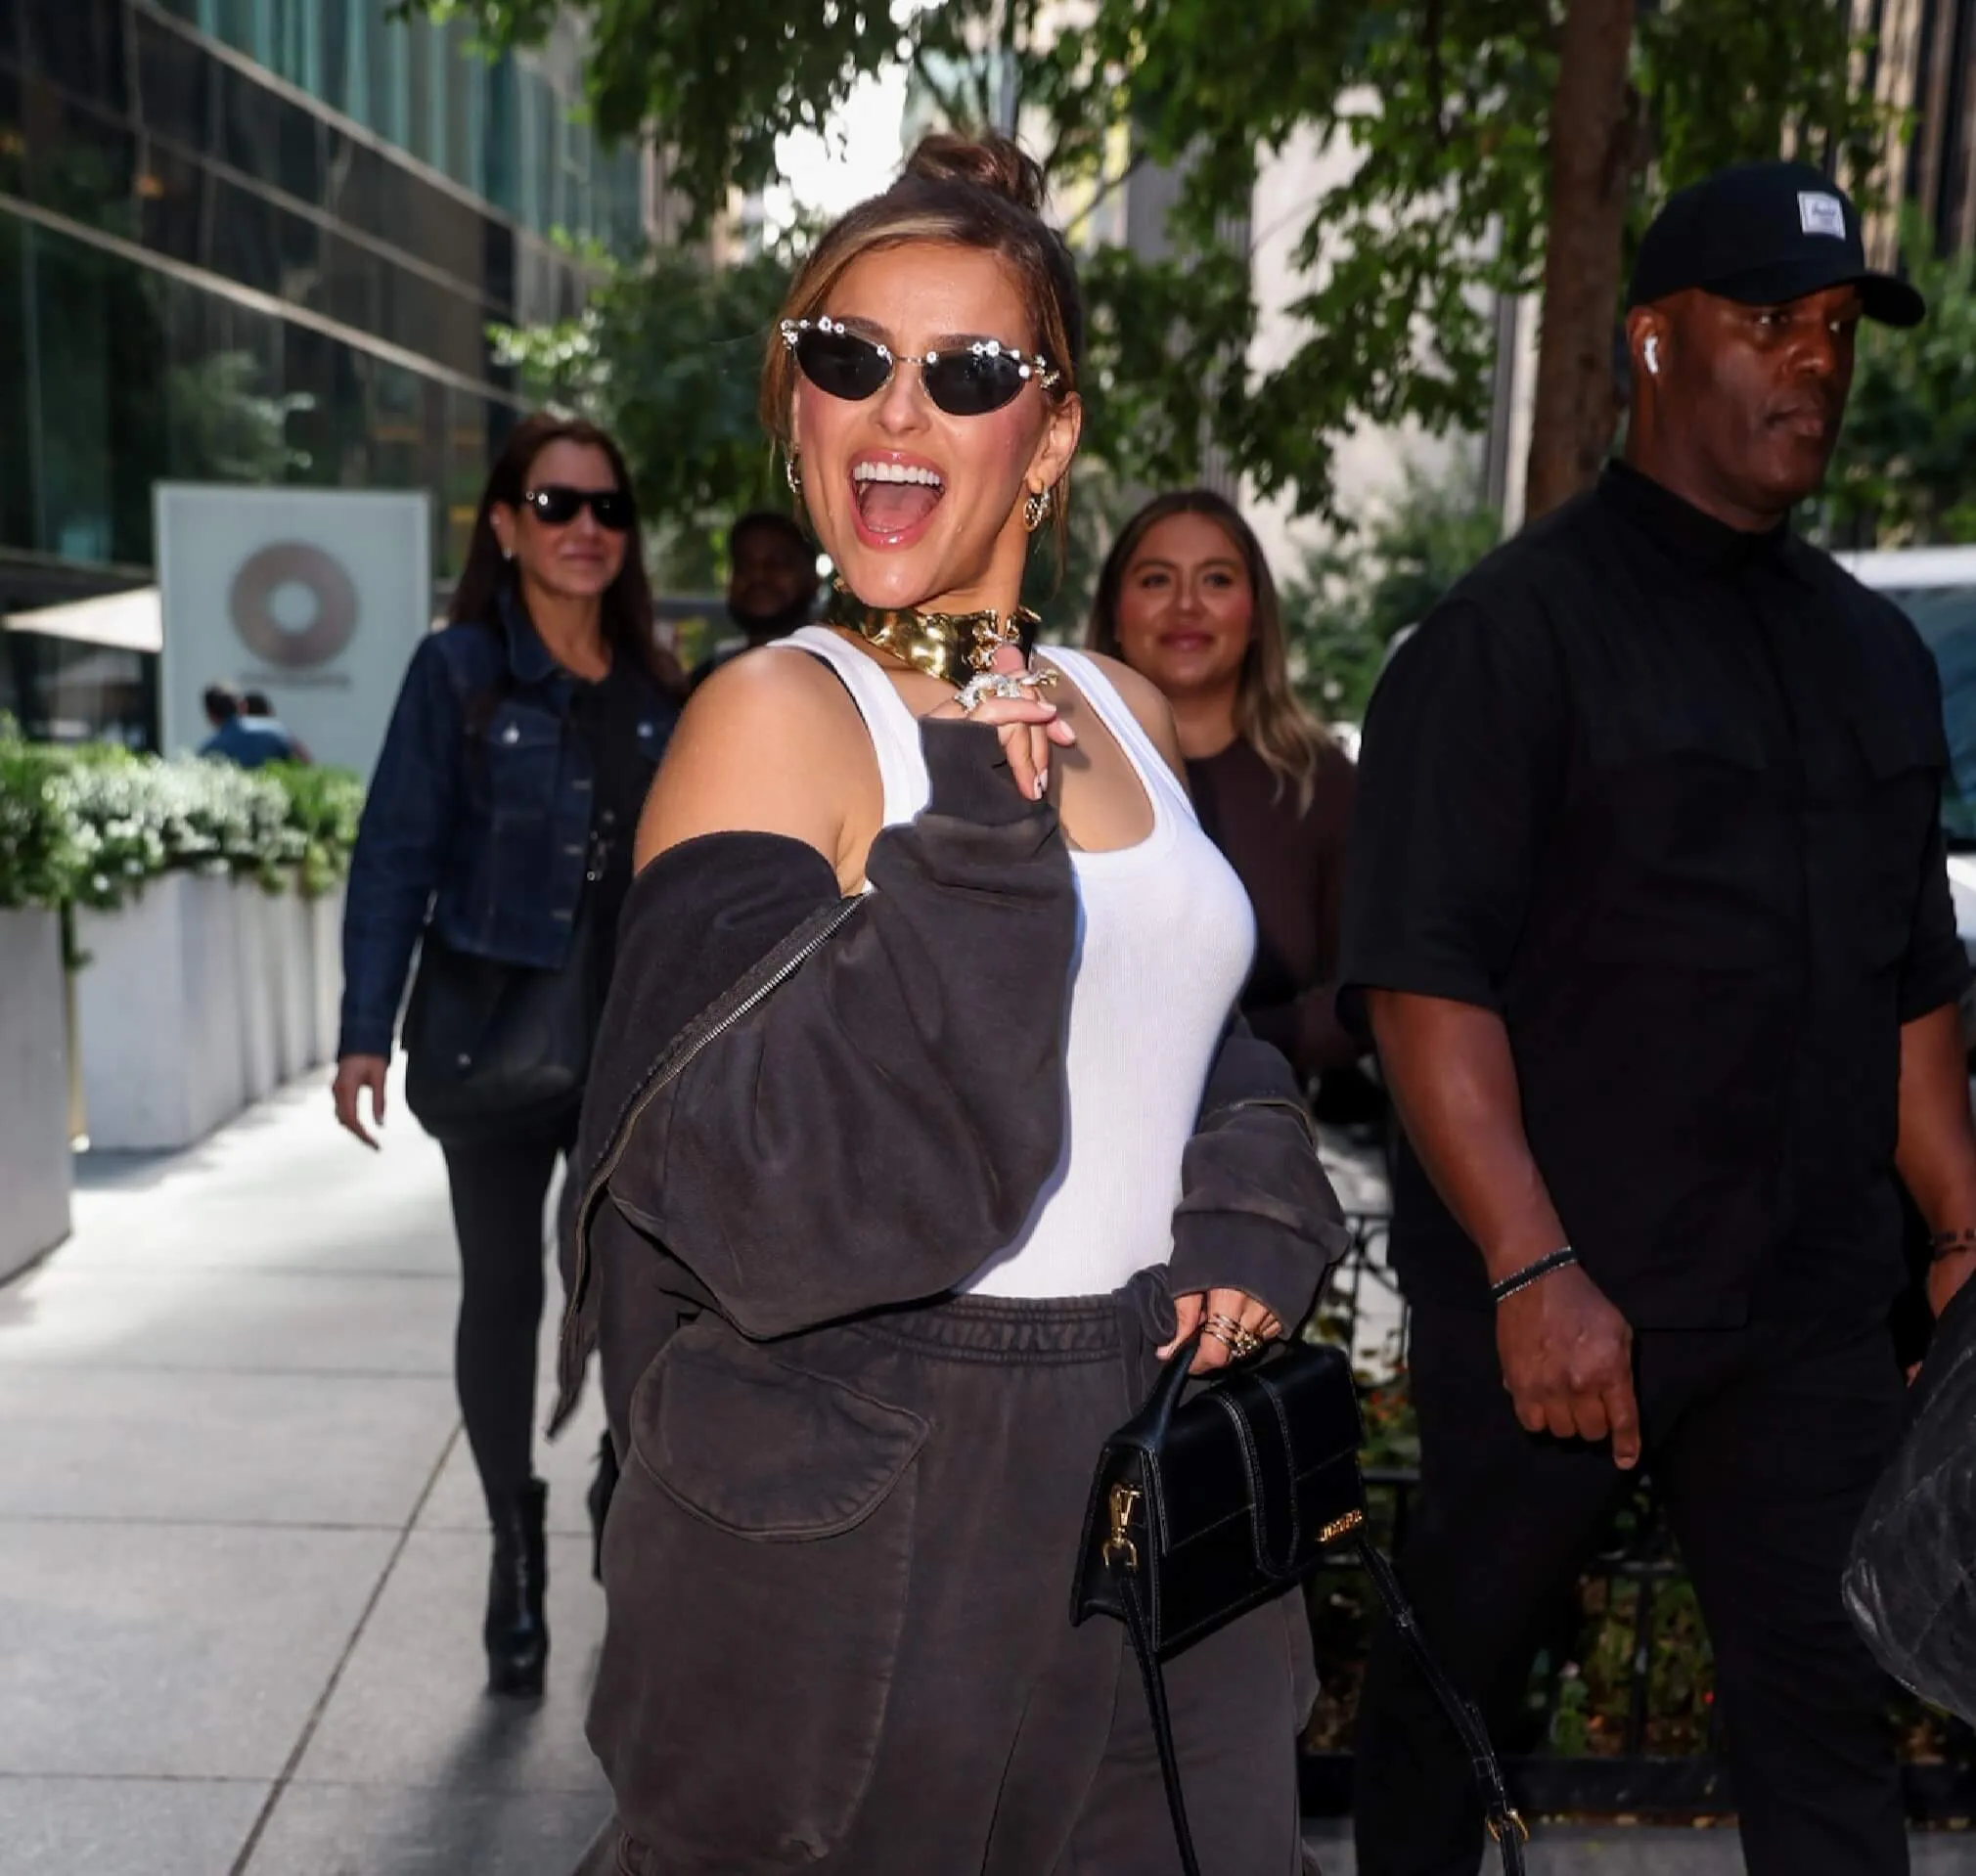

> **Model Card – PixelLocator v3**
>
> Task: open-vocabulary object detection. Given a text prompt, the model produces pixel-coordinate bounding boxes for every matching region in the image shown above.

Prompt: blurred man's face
[729,526,816,628]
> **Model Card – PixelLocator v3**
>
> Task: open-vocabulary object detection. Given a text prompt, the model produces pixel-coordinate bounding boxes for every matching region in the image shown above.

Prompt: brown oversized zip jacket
[553,718,1345,1452]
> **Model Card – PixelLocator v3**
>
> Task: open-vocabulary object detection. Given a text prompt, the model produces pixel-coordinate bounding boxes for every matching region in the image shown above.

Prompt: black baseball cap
[1628,160,1925,328]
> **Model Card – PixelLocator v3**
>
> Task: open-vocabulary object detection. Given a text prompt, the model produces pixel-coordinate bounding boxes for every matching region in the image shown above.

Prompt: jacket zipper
[551,895,867,1426]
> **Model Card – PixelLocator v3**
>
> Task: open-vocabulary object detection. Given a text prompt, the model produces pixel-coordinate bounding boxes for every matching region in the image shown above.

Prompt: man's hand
[1495,1262,1641,1469]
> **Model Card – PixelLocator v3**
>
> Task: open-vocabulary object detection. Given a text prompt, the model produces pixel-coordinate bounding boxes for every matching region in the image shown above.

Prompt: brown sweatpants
[577,1272,1314,1874]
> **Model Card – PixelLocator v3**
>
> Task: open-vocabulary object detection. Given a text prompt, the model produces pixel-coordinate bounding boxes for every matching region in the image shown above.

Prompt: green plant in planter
[263,763,364,898]
[52,753,315,906]
[0,722,84,911]
[50,755,174,912]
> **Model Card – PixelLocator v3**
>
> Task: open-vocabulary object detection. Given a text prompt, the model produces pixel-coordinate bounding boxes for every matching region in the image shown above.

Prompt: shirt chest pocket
[481,699,564,825]
[1835,710,1943,974]
[1577,717,1794,972]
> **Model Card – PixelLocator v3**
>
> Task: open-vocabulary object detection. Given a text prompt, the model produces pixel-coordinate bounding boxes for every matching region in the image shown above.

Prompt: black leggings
[439,1125,574,1510]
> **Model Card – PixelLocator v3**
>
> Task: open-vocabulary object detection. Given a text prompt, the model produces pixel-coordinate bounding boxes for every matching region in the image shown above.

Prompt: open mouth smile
[850,455,947,548]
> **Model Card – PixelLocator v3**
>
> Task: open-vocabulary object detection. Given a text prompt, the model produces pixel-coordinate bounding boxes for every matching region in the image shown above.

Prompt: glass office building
[0,0,648,738]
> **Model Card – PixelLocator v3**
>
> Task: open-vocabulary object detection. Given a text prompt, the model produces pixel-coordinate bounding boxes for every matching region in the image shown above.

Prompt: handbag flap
[1152,1343,1365,1562]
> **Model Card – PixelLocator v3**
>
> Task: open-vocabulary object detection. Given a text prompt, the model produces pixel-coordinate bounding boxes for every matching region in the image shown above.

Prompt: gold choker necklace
[826,580,1042,690]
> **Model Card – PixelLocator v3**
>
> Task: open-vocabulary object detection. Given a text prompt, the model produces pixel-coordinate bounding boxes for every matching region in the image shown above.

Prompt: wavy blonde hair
[1087,489,1330,814]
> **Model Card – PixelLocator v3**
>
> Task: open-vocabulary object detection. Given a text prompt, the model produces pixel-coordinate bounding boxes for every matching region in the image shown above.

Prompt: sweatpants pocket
[591,1322,928,1870]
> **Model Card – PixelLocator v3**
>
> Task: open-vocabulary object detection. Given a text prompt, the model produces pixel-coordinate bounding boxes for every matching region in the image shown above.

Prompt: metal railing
[1299,1207,1976,1823]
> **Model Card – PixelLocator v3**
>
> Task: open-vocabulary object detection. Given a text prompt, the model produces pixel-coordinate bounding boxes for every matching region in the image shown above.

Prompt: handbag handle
[1112,1544,1527,1876]
[1144,1326,1203,1433]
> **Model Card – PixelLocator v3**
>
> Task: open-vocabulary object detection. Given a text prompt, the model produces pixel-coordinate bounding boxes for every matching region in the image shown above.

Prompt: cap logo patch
[1799,192,1847,240]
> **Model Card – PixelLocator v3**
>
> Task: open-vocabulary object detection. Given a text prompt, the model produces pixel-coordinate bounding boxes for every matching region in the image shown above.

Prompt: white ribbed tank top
[775,625,1256,1298]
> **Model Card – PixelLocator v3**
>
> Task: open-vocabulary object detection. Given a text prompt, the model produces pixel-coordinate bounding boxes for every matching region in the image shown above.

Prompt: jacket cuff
[1168,1214,1331,1332]
[337,1012,395,1060]
[920,719,1053,828]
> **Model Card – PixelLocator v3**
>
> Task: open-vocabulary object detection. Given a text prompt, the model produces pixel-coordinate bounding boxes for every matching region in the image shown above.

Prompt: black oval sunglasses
[521,485,635,531]
[782,318,1060,418]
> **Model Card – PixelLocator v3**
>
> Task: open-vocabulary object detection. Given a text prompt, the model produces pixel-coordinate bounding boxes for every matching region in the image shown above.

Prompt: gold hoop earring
[1022,486,1053,533]
[786,452,803,498]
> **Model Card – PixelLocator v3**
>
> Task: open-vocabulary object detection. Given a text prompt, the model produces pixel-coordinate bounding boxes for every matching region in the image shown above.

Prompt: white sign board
[156,485,431,779]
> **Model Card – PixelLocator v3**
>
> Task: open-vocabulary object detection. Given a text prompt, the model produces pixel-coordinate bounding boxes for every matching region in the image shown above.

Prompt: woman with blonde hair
[557,137,1343,1872]
[1090,491,1363,1102]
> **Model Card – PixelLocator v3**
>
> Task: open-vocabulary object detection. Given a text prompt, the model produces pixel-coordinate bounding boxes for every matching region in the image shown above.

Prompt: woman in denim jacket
[333,414,681,1695]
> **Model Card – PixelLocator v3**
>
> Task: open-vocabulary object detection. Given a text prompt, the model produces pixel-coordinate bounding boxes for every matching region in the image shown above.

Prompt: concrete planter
[74,872,247,1151]
[0,908,72,1281]
[270,887,315,1081]
[310,883,345,1068]
[234,880,281,1102]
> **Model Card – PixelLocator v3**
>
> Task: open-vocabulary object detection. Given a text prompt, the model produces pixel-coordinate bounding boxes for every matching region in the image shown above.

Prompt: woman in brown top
[1089,489,1364,1101]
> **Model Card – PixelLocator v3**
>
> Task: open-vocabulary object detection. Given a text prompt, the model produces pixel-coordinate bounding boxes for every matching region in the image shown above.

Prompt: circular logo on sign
[228,543,358,668]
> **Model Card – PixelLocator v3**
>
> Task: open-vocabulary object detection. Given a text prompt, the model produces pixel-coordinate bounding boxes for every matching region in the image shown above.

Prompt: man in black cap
[1343,161,1976,1874]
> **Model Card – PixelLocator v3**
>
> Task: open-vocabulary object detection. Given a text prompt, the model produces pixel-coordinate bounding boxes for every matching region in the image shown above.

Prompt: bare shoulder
[636,646,867,867]
[1077,649,1188,783]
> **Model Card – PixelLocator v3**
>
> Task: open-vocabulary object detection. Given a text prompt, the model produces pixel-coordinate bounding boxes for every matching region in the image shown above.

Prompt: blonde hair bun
[899,133,1048,216]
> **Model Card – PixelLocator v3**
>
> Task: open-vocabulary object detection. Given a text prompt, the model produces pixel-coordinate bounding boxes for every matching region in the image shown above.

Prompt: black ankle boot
[587,1432,619,1585]
[484,1479,549,1696]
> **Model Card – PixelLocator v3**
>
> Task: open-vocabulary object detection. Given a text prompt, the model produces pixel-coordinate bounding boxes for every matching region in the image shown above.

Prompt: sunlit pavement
[0,1071,612,1875]
[0,1085,1957,1873]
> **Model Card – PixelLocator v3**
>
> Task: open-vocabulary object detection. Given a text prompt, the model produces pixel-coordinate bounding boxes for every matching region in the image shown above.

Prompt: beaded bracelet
[1490,1246,1580,1305]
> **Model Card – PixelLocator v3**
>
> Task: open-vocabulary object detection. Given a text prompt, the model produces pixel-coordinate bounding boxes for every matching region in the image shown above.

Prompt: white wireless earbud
[1644,337,1661,376]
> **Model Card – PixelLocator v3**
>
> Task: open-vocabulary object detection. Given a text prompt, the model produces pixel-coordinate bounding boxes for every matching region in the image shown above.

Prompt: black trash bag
[1843,1273,1976,1724]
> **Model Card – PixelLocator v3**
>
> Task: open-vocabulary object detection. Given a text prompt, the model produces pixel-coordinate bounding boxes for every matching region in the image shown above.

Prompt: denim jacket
[337,588,678,1059]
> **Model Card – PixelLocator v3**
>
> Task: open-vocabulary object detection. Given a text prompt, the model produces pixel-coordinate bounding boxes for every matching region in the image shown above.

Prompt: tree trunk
[1523,0,1639,523]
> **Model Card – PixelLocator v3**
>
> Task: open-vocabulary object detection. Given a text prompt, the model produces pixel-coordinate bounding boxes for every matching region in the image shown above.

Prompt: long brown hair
[760,133,1083,569]
[1087,489,1330,813]
[449,413,681,693]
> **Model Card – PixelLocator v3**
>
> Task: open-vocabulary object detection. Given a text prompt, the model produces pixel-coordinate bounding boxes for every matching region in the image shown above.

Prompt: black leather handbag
[402,886,599,1145]
[1073,1333,1527,1875]
[1844,1271,1976,1724]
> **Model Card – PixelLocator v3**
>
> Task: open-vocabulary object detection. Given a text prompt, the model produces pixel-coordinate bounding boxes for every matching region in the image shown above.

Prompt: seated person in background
[198,682,284,770]
[685,509,822,691]
[1088,489,1369,1117]
[241,691,310,764]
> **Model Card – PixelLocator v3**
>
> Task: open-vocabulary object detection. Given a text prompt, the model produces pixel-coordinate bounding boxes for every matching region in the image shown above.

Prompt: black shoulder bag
[1072,1333,1527,1876]
[402,872,601,1144]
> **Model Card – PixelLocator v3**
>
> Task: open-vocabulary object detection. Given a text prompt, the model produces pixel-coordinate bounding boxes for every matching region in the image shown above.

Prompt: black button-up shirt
[1341,462,1967,1328]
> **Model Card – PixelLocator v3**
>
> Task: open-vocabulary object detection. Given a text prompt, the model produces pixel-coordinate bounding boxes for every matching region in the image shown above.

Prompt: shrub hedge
[0,721,363,915]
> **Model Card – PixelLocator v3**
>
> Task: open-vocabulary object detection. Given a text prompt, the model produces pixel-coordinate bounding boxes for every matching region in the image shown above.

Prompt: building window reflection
[1,0,643,740]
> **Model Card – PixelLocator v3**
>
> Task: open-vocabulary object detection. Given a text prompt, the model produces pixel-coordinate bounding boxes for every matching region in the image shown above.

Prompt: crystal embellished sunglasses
[782,317,1060,417]
[521,485,635,531]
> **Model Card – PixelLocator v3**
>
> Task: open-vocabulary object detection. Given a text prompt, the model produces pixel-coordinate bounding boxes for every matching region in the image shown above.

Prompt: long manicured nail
[1035,769,1049,798]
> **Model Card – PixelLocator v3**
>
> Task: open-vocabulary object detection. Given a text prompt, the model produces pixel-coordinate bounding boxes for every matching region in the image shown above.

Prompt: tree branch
[909,37,973,131]
[1421,0,1451,147]
[1063,143,1150,224]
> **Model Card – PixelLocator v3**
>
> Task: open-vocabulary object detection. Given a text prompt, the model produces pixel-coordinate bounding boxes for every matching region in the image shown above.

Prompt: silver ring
[956,670,1051,714]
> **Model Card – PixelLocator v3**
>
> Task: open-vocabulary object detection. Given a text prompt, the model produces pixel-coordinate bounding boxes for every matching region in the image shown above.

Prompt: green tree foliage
[493,246,796,586]
[1279,463,1504,724]
[1820,233,1976,548]
[428,0,1888,523]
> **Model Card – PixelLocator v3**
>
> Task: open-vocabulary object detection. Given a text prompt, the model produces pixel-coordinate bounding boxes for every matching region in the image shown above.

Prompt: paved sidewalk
[0,1074,612,1875]
[1,1085,1962,1873]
